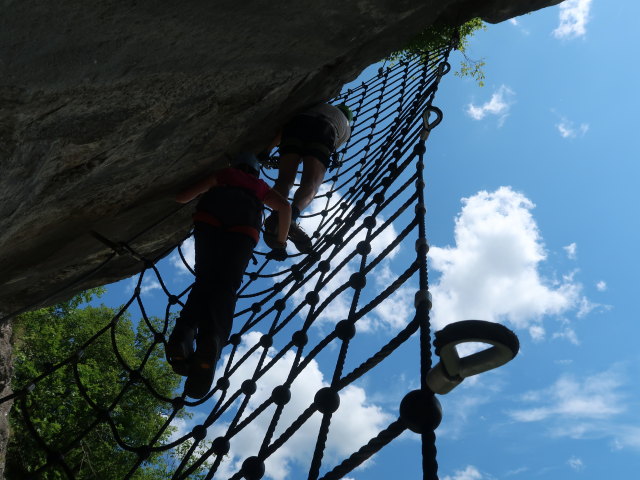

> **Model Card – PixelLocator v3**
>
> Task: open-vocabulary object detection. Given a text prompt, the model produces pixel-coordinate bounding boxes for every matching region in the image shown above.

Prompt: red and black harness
[192,211,260,245]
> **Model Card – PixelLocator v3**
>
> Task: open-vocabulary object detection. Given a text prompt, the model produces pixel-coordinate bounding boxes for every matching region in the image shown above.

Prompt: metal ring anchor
[426,320,520,395]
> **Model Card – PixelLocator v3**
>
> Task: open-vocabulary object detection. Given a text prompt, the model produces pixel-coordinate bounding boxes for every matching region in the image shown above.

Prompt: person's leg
[185,231,255,398]
[290,115,334,217]
[267,115,332,252]
[197,232,254,346]
[167,226,219,376]
[292,156,327,214]
[284,155,328,253]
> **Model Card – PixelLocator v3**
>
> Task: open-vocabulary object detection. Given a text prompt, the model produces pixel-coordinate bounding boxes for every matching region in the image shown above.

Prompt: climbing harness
[193,211,261,245]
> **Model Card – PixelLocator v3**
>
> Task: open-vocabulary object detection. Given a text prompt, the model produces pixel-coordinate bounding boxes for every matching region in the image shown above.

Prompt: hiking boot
[288,221,312,253]
[184,335,222,399]
[166,324,195,377]
[263,212,281,249]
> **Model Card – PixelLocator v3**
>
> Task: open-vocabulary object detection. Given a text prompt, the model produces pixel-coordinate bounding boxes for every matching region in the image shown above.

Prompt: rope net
[3,44,454,480]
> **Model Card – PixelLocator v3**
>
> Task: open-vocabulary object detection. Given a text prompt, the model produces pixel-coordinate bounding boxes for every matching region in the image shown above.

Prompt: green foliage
[387,18,487,87]
[7,289,189,479]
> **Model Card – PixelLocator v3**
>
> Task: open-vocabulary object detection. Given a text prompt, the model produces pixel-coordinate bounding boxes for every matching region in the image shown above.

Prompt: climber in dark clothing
[264,102,352,253]
[167,153,291,399]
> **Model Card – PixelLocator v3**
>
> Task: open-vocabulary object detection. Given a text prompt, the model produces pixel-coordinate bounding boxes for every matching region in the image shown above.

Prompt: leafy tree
[387,18,487,86]
[6,289,195,479]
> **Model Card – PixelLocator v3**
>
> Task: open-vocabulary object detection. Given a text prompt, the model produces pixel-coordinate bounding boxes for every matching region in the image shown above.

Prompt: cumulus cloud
[553,0,592,39]
[172,332,392,480]
[443,465,484,480]
[466,85,515,125]
[596,280,607,291]
[428,187,587,338]
[563,242,577,260]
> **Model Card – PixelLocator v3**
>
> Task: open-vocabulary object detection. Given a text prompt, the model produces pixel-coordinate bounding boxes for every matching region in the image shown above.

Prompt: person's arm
[263,189,291,245]
[175,173,219,204]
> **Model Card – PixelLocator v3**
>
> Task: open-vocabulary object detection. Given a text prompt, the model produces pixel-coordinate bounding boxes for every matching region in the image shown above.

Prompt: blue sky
[420,1,639,479]
[95,1,640,478]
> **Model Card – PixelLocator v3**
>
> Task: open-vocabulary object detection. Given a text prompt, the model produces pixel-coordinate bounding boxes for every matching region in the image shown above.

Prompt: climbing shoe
[166,324,195,377]
[288,221,312,253]
[184,335,222,399]
[263,212,281,249]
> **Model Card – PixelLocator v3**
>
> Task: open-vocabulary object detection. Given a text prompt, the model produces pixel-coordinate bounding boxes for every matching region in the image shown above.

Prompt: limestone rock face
[0,0,562,317]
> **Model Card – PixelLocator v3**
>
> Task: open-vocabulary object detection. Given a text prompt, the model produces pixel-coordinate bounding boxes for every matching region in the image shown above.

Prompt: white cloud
[504,466,528,476]
[509,369,626,423]
[466,85,515,125]
[141,279,161,294]
[436,369,511,439]
[438,392,491,440]
[176,332,392,480]
[596,280,607,291]
[556,119,589,139]
[529,324,546,342]
[575,297,592,317]
[443,465,484,480]
[171,236,195,274]
[367,264,415,331]
[611,426,640,451]
[563,242,577,260]
[552,326,579,345]
[428,187,586,338]
[553,0,592,39]
[575,294,610,318]
[127,275,162,295]
[568,456,584,471]
[508,17,530,35]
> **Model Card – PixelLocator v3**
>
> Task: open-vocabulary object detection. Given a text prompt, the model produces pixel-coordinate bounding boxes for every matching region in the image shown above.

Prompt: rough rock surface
[0,0,562,473]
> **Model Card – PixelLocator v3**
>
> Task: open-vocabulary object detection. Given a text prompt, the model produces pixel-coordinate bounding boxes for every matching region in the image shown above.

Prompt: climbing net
[3,44,456,480]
